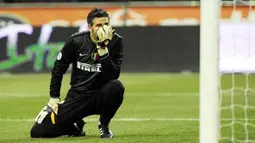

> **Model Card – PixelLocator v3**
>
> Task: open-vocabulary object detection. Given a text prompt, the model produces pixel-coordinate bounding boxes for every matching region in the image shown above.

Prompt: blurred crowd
[2,0,198,3]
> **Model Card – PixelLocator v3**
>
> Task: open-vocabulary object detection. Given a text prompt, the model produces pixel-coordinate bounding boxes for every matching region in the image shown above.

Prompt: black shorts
[30,113,80,138]
[30,79,124,138]
[30,90,102,138]
[56,90,102,124]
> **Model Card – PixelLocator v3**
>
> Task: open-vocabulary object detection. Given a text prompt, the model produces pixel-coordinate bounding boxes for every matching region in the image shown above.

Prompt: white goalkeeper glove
[35,98,60,124]
[97,25,114,48]
[47,97,60,115]
[35,105,51,124]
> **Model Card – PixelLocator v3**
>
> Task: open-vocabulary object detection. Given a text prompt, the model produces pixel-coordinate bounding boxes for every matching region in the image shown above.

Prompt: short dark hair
[87,8,109,26]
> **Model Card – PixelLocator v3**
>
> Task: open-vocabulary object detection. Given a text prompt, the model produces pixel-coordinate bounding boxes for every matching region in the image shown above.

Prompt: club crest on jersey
[91,52,99,61]
[77,61,101,72]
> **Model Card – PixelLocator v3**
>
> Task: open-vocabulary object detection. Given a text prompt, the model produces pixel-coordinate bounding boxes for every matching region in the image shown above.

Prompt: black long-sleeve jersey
[49,31,123,98]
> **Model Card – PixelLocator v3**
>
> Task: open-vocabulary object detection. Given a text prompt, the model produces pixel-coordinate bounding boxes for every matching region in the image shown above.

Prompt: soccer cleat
[68,120,86,137]
[98,124,113,138]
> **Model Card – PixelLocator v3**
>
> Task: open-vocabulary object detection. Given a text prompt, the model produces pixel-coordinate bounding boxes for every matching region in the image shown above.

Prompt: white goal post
[200,0,255,143]
[199,0,220,143]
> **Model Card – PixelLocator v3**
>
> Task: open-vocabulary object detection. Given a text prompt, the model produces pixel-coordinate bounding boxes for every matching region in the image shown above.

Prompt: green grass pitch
[0,73,254,143]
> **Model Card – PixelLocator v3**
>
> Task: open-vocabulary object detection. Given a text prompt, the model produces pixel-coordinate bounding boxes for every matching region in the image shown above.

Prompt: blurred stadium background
[0,0,254,143]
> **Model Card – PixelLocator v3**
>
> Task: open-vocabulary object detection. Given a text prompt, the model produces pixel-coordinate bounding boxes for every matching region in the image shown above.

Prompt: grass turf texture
[0,73,254,143]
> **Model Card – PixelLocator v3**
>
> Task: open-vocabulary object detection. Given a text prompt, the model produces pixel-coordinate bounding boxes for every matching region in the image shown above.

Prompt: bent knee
[30,123,57,138]
[109,79,125,94]
[30,125,41,138]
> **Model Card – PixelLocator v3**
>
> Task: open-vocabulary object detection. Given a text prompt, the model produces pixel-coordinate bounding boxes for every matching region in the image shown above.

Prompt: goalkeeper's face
[89,17,109,41]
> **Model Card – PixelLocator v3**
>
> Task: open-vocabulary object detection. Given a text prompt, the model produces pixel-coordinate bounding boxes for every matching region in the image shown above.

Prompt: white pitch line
[0,118,198,122]
[0,118,254,122]
[0,92,199,97]
[128,93,198,96]
[0,92,253,97]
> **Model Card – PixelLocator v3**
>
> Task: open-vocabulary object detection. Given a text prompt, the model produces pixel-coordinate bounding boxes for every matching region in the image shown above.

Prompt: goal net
[219,0,255,143]
[199,0,255,143]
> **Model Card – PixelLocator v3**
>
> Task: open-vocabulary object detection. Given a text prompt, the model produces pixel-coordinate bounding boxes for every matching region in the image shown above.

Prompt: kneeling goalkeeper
[30,8,124,139]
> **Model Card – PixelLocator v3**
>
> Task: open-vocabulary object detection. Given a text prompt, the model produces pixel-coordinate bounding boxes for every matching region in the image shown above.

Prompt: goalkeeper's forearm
[49,73,63,98]
[97,46,122,80]
[49,60,69,98]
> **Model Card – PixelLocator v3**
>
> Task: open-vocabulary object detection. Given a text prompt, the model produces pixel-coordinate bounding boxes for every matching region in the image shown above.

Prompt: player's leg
[30,114,59,138]
[98,79,125,138]
[30,81,124,139]
[54,91,101,136]
[30,113,81,138]
[56,91,101,124]
[30,91,96,138]
[54,79,124,138]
